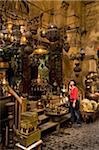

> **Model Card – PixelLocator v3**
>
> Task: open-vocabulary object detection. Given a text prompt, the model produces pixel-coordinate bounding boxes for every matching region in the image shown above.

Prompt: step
[39,121,58,133]
[38,114,50,125]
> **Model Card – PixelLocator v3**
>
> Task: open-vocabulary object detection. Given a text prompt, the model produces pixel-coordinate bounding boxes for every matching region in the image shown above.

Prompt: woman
[69,80,82,127]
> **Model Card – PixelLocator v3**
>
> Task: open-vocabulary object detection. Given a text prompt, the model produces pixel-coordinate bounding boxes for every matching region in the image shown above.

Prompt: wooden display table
[45,111,68,121]
[81,111,99,122]
[45,111,71,131]
[45,104,69,122]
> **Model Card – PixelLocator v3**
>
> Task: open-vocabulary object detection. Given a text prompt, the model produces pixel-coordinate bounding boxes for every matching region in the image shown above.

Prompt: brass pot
[37,100,43,109]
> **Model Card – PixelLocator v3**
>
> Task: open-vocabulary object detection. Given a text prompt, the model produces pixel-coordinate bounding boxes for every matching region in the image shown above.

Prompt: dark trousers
[70,101,81,124]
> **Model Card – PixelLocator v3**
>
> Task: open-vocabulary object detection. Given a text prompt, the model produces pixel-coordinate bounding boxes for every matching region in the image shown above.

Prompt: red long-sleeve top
[70,87,78,102]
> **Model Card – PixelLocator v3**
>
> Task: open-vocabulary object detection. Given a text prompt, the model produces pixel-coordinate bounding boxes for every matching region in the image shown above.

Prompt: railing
[7,86,22,130]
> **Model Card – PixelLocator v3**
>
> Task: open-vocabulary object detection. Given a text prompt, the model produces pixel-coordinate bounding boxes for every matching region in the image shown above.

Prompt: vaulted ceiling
[0,0,71,29]
[1,0,98,50]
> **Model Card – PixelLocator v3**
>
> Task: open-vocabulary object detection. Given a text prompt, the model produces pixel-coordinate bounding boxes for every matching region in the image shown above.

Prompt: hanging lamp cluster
[0,0,71,56]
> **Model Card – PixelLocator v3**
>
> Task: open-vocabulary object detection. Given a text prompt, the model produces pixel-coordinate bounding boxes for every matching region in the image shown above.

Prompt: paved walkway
[42,119,99,150]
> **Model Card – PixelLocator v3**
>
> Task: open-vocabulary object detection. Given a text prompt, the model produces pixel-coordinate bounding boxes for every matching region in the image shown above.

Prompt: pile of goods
[60,96,69,105]
[16,111,41,147]
[80,99,99,112]
[80,99,99,122]
[45,103,69,115]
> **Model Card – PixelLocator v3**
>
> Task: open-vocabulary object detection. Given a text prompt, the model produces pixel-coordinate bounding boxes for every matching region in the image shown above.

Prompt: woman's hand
[72,101,76,108]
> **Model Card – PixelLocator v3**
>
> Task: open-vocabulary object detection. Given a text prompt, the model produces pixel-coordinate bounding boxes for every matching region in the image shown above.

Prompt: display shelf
[39,121,58,132]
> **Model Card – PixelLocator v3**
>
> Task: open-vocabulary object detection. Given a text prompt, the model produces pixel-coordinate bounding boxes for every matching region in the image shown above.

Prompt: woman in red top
[69,80,81,126]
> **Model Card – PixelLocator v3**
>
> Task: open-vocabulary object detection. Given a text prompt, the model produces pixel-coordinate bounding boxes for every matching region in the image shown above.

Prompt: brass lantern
[33,45,49,55]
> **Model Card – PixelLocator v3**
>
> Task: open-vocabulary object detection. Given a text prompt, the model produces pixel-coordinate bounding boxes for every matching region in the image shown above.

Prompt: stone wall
[85,2,99,32]
[82,1,99,76]
[63,1,99,88]
[81,2,99,48]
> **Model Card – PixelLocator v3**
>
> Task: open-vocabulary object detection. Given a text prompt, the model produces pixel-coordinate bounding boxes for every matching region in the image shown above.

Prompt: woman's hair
[71,80,76,86]
[69,80,76,86]
[67,80,76,91]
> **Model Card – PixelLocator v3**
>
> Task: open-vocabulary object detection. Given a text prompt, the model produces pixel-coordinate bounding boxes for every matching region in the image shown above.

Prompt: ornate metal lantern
[46,24,60,42]
[73,61,81,77]
[24,45,33,55]
[33,45,49,55]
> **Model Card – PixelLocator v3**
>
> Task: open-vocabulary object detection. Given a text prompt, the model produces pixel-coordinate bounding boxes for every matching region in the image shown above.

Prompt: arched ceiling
[0,0,85,48]
[0,0,69,29]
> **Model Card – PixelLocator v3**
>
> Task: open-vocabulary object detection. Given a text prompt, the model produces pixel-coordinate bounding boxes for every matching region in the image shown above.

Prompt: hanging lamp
[46,6,60,42]
[33,45,49,55]
[33,26,49,55]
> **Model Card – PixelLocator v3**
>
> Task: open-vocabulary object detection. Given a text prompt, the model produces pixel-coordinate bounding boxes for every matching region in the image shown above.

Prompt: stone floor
[42,119,99,150]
